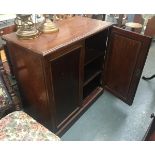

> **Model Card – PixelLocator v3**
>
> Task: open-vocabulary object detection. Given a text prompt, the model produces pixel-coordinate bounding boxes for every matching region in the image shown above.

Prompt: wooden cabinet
[2,16,152,136]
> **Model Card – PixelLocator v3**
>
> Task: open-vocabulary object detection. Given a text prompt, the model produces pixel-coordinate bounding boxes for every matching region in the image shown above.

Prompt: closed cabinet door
[51,46,83,128]
[103,26,152,105]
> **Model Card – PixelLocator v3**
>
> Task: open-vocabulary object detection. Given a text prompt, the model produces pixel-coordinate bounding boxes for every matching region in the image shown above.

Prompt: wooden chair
[0,51,22,118]
[0,24,22,118]
[133,14,144,33]
[125,14,144,33]
[144,16,155,38]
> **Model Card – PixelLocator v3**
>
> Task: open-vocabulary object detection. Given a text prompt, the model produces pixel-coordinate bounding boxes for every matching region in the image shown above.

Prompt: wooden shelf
[84,70,102,86]
[82,86,103,106]
[84,55,103,87]
[85,48,104,65]
[83,47,104,100]
[83,75,101,99]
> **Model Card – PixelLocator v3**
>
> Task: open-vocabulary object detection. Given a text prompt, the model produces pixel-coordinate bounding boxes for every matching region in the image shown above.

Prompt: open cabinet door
[103,26,152,105]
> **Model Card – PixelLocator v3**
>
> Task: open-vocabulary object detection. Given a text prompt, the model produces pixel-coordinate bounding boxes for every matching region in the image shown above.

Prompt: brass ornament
[40,14,59,33]
[14,14,39,39]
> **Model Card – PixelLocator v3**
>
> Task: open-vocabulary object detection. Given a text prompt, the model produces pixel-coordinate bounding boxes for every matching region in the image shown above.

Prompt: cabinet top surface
[2,16,112,56]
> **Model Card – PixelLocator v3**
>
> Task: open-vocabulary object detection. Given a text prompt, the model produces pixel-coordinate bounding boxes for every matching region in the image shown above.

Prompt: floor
[61,41,155,141]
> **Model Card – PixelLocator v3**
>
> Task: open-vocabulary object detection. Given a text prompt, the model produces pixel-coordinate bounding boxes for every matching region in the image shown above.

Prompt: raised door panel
[51,47,82,127]
[104,26,152,105]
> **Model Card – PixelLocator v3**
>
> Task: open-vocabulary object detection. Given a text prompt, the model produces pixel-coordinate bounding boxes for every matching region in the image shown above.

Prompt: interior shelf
[83,74,102,99]
[84,56,103,85]
[84,69,102,86]
[85,48,104,65]
[83,29,108,102]
[82,86,103,107]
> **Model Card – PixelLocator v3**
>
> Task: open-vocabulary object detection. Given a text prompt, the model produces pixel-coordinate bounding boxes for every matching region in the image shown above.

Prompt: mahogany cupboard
[2,16,151,136]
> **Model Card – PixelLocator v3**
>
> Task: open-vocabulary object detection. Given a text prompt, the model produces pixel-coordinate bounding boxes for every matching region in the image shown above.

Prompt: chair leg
[142,74,155,80]
[0,53,22,112]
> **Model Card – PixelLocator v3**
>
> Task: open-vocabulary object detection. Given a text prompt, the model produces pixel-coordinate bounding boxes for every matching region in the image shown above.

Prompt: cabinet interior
[83,29,108,100]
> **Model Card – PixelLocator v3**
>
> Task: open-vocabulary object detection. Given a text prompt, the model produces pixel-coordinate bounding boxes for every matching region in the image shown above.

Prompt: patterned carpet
[0,72,11,109]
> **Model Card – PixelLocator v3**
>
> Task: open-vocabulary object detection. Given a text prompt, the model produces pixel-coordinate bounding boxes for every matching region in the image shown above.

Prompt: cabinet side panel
[7,43,52,129]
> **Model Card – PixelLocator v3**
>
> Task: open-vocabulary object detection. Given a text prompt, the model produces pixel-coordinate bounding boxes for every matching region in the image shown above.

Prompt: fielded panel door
[51,46,83,128]
[103,26,152,105]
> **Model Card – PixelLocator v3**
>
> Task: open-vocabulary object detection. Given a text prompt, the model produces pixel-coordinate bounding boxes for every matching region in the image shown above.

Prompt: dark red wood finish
[2,17,111,135]
[51,47,81,128]
[2,17,152,136]
[6,43,54,129]
[103,26,152,105]
[3,16,112,56]
[144,16,155,37]
[0,25,16,36]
